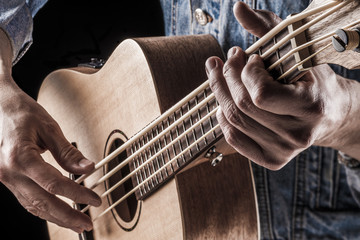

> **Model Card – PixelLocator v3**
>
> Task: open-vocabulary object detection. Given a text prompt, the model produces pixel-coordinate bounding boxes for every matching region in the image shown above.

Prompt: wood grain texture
[38,35,259,240]
[176,153,258,240]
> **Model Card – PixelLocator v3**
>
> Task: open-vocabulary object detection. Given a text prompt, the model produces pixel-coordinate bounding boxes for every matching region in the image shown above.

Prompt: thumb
[40,122,95,175]
[233,2,282,38]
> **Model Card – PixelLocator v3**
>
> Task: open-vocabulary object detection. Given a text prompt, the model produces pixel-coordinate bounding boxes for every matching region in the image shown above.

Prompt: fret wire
[149,130,160,184]
[273,36,284,75]
[160,123,170,177]
[130,147,142,196]
[167,117,178,170]
[169,117,180,168]
[211,99,218,139]
[154,126,164,181]
[94,106,219,200]
[161,122,172,176]
[91,124,221,221]
[172,114,182,166]
[134,144,145,195]
[277,42,332,80]
[156,125,164,174]
[181,105,193,159]
[196,94,207,146]
[204,88,216,139]
[153,127,162,181]
[185,102,194,153]
[245,0,343,55]
[187,101,199,153]
[144,135,155,187]
[267,19,360,71]
[139,149,151,191]
[132,160,142,196]
[140,136,151,191]
[148,147,158,185]
[138,136,150,191]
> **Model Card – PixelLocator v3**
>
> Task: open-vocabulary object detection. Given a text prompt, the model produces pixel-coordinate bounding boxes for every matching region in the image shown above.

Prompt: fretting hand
[206,2,360,170]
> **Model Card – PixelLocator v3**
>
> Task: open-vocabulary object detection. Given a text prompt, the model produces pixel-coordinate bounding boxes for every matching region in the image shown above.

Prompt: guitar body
[38,35,259,240]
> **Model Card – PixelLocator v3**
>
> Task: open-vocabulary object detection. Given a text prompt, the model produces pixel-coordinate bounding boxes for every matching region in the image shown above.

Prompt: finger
[241,54,312,116]
[207,55,291,155]
[233,2,282,37]
[224,48,301,137]
[4,176,92,233]
[216,109,287,170]
[20,148,101,206]
[38,120,95,175]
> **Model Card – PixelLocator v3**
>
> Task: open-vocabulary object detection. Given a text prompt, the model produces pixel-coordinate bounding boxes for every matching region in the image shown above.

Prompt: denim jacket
[0,0,46,63]
[159,1,360,239]
[2,0,360,239]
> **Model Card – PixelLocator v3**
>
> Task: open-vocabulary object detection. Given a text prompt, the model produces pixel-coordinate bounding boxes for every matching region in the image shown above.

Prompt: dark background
[3,0,164,239]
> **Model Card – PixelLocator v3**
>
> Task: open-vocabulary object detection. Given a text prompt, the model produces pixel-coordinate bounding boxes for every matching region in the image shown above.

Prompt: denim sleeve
[0,0,47,64]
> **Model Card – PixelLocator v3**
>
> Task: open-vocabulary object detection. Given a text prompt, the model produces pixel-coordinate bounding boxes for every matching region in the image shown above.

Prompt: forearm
[312,70,360,160]
[0,28,13,77]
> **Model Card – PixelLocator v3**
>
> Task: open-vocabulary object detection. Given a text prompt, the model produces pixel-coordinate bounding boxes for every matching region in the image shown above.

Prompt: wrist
[328,76,360,159]
[0,28,13,77]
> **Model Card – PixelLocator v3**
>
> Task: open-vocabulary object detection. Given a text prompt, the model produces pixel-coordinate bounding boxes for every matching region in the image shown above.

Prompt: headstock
[246,0,360,82]
[306,0,360,69]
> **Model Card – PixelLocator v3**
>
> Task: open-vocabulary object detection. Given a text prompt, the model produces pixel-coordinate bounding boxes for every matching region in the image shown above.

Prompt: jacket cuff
[0,1,33,64]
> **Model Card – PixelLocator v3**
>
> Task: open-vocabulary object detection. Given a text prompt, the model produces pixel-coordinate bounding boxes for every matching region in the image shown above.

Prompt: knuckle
[309,99,325,117]
[223,127,238,147]
[236,94,253,112]
[251,84,270,108]
[261,155,288,171]
[44,121,61,135]
[209,74,220,92]
[4,149,21,171]
[293,130,315,148]
[223,103,249,131]
[0,166,9,182]
[223,58,239,78]
[58,144,80,163]
[31,198,49,212]
[44,180,61,195]
[25,205,40,217]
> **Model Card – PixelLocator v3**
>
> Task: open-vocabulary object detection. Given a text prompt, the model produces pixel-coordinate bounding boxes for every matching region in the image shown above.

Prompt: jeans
[159,0,360,239]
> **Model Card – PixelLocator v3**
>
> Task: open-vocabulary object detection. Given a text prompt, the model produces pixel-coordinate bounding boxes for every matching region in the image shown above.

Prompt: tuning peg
[332,28,360,53]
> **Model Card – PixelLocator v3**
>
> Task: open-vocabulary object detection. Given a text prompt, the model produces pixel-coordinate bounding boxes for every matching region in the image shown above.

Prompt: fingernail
[227,47,238,59]
[82,224,93,232]
[89,197,102,207]
[248,54,257,61]
[205,58,218,75]
[79,159,94,168]
[72,227,83,233]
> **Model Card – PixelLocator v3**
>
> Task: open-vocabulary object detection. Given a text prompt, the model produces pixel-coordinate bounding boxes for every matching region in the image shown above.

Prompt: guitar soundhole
[104,130,141,231]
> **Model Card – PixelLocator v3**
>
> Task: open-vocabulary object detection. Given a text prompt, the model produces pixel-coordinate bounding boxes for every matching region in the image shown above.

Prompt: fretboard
[127,86,222,200]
